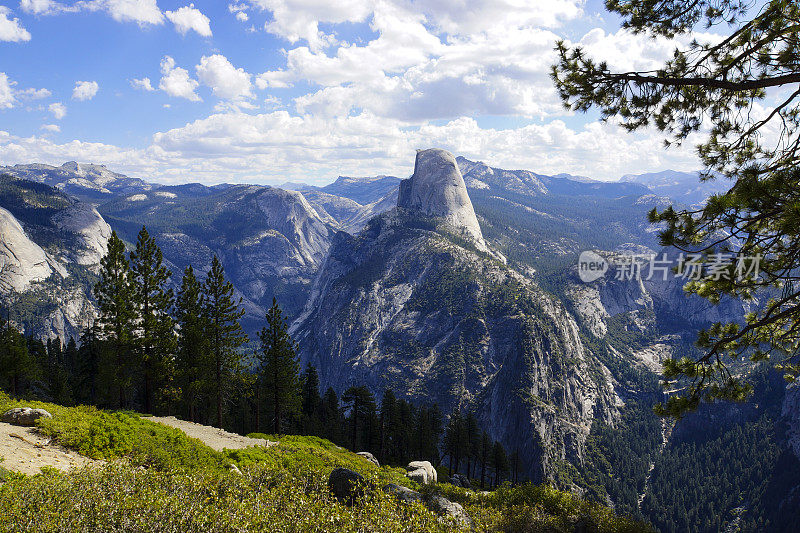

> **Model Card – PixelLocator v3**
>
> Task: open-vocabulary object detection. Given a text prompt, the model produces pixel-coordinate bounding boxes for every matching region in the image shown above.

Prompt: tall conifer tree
[257,298,301,434]
[130,226,175,414]
[175,265,209,422]
[202,255,247,428]
[94,231,136,407]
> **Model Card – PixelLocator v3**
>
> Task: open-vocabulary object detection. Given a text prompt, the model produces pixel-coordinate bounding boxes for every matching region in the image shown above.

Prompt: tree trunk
[275,399,282,434]
[255,382,260,433]
[351,400,358,451]
[216,349,222,428]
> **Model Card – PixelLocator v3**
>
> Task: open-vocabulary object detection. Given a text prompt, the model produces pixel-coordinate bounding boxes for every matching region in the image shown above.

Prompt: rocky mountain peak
[397,148,486,248]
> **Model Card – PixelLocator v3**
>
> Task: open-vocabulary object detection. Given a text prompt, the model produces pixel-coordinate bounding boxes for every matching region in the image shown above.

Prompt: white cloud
[256,5,564,122]
[41,123,60,133]
[196,54,254,103]
[20,0,66,15]
[72,80,99,101]
[158,56,201,101]
[0,104,704,186]
[0,73,51,109]
[0,74,15,109]
[0,7,31,42]
[22,0,164,25]
[92,0,164,25]
[246,0,371,51]
[165,4,212,37]
[413,0,582,34]
[49,102,67,119]
[236,11,248,22]
[130,77,155,91]
[17,87,51,100]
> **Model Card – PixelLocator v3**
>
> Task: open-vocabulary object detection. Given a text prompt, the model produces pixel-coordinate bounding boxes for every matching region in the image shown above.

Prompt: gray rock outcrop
[1,407,53,426]
[0,207,55,292]
[382,483,423,504]
[328,467,367,505]
[406,461,437,485]
[450,473,471,489]
[423,493,472,527]
[50,202,112,265]
[398,148,486,251]
[356,451,380,466]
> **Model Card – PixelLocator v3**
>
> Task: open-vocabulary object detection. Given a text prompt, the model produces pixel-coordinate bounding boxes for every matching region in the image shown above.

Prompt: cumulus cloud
[245,0,371,51]
[165,4,212,37]
[18,87,51,100]
[20,0,66,15]
[196,54,254,104]
[41,123,60,133]
[22,0,164,26]
[158,56,201,101]
[0,73,51,109]
[0,7,31,42]
[414,0,582,34]
[91,0,164,25]
[0,74,15,109]
[6,0,721,186]
[72,80,99,101]
[130,77,155,91]
[49,102,67,119]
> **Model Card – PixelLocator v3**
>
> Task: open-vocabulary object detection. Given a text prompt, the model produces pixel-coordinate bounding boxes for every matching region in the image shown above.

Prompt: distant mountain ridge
[0,162,153,201]
[621,169,729,206]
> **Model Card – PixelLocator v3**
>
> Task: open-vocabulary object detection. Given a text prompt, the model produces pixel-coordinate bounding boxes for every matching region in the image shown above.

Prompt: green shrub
[233,434,413,487]
[0,391,225,473]
[0,463,454,532]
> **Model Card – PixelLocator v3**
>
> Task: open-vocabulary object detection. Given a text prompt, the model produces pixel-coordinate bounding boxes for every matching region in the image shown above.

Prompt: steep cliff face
[50,202,112,266]
[292,149,618,481]
[0,175,109,339]
[0,207,56,292]
[398,149,486,250]
[96,183,341,331]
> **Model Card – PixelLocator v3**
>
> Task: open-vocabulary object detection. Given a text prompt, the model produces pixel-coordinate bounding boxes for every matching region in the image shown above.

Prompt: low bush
[0,391,226,473]
[0,463,454,532]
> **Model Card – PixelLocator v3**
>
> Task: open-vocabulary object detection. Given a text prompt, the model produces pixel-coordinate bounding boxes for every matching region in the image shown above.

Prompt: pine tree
[202,256,247,428]
[174,265,210,422]
[45,337,73,406]
[341,385,378,452]
[379,389,398,463]
[94,231,136,407]
[257,298,301,434]
[479,431,490,489]
[414,404,443,466]
[300,363,322,433]
[552,0,800,414]
[75,323,100,405]
[0,320,37,397]
[130,226,176,414]
[464,412,479,479]
[321,387,342,443]
[444,410,467,476]
[491,441,509,488]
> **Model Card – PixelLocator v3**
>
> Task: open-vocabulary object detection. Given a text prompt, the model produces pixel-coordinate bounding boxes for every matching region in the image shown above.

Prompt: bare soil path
[0,422,100,475]
[142,416,277,451]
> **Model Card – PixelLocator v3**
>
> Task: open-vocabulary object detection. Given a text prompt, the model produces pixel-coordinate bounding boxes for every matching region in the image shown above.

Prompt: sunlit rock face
[0,207,54,292]
[398,148,487,251]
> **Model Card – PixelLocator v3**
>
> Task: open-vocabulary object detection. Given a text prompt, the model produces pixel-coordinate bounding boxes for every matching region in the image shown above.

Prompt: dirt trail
[0,422,101,475]
[142,416,277,451]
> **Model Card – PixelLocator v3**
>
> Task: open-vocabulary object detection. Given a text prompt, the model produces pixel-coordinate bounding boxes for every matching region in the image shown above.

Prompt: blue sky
[0,0,716,185]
